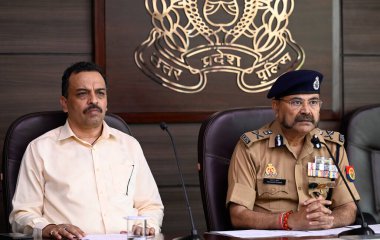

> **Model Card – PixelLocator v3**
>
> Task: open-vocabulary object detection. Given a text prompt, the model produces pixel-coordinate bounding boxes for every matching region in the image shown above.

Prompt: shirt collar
[268,120,322,148]
[268,120,286,148]
[58,120,116,142]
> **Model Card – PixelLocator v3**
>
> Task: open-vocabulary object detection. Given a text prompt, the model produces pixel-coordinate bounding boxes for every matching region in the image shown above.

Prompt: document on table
[82,234,127,240]
[82,234,159,240]
[210,224,380,238]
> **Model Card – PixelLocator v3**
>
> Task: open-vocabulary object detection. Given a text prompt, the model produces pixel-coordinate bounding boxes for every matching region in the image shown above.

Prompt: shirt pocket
[257,180,289,211]
[257,180,289,199]
[110,162,136,196]
[307,176,335,199]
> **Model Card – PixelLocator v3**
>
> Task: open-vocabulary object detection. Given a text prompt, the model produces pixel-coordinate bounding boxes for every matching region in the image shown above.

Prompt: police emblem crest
[135,0,305,93]
[264,163,278,177]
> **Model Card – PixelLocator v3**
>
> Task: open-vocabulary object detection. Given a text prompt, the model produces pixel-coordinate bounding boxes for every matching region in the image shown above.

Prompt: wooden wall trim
[115,112,214,124]
[115,109,337,124]
[93,0,106,70]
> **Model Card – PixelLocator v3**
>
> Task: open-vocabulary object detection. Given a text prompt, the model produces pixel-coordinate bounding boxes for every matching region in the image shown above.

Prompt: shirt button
[298,186,302,190]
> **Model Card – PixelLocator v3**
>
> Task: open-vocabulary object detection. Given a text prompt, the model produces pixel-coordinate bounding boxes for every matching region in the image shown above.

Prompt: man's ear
[272,99,279,117]
[60,96,68,113]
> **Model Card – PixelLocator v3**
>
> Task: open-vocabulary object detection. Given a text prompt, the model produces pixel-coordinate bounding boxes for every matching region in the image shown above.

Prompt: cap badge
[264,163,278,177]
[313,76,320,90]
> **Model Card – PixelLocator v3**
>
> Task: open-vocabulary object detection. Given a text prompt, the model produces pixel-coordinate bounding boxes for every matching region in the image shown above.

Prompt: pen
[126,165,135,195]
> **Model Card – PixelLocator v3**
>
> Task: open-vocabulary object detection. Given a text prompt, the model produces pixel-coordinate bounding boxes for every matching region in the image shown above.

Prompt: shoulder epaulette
[319,129,345,146]
[240,129,272,147]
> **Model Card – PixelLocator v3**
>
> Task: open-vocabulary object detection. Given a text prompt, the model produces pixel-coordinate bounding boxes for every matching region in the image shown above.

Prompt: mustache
[295,114,314,123]
[83,104,103,114]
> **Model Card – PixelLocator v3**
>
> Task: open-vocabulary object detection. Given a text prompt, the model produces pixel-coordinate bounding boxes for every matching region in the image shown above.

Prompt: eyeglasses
[278,98,323,109]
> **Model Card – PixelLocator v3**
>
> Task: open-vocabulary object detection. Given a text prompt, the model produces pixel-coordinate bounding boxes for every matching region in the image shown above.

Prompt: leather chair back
[1,111,131,231]
[198,107,274,231]
[344,104,380,224]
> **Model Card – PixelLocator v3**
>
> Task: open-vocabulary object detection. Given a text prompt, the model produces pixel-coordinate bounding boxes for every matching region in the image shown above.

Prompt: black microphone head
[160,122,168,131]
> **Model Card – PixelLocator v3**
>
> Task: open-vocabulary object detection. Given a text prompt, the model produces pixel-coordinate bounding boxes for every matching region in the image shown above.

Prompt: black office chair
[343,104,380,224]
[198,107,275,231]
[1,111,131,232]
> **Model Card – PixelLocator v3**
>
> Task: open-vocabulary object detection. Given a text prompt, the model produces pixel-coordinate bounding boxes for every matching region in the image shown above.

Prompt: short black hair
[61,61,107,97]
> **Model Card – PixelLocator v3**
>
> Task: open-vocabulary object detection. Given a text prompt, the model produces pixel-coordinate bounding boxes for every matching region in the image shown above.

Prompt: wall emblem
[135,0,305,93]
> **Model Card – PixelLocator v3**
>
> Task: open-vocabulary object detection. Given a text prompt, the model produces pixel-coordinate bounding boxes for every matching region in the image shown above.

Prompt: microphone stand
[160,122,202,240]
[311,136,375,237]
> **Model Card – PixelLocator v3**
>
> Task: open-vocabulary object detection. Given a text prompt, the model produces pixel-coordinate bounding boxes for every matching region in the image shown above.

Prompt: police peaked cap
[267,70,323,99]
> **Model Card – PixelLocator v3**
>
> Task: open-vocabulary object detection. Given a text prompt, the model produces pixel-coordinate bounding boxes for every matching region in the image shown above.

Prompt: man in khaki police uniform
[227,70,359,230]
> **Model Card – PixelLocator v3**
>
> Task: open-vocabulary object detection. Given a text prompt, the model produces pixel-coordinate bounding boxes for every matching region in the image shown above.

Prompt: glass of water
[125,216,148,240]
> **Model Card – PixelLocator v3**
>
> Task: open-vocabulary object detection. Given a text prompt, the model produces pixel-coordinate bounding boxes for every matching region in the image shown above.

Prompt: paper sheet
[82,234,128,240]
[82,234,156,240]
[210,224,380,238]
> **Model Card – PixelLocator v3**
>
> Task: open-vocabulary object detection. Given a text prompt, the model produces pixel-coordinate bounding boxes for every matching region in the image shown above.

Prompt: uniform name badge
[263,163,286,185]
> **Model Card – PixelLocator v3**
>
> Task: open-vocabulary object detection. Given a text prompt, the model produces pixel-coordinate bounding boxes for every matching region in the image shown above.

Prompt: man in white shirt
[10,61,164,239]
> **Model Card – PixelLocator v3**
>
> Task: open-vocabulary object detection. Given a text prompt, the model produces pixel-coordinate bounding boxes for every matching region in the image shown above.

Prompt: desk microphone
[160,122,202,240]
[311,135,375,236]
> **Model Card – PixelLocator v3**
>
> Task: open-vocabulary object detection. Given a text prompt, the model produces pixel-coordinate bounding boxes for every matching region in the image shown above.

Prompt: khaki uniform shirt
[10,121,164,234]
[227,120,359,213]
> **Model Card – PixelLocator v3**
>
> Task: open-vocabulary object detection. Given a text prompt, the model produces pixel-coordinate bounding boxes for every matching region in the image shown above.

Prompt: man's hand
[43,223,85,240]
[120,225,155,236]
[288,196,334,230]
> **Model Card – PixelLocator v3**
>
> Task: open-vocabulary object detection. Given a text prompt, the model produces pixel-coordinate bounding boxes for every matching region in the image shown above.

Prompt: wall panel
[343,0,380,55]
[344,57,380,112]
[129,123,207,233]
[130,124,201,186]
[0,1,92,53]
[160,187,206,234]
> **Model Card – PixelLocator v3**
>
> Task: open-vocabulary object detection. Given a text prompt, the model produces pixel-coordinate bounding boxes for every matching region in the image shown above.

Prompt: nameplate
[263,178,286,185]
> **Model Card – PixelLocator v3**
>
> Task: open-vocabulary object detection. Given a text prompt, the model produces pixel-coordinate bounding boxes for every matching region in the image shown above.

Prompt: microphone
[311,135,375,236]
[160,122,202,240]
